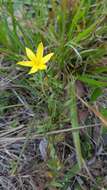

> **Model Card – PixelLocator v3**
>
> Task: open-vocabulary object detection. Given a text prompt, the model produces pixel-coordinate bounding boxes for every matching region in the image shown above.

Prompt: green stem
[69,78,83,169]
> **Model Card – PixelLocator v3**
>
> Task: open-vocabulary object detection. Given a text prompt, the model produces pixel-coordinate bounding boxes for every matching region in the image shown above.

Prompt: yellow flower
[17,42,54,74]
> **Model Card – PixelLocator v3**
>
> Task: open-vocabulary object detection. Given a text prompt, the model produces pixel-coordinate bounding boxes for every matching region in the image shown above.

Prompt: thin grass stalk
[69,78,83,169]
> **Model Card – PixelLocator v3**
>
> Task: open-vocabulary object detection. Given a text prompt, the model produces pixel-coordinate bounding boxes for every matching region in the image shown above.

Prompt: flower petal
[26,47,36,61]
[28,66,38,74]
[39,64,47,70]
[17,61,33,67]
[36,42,44,58]
[43,53,54,64]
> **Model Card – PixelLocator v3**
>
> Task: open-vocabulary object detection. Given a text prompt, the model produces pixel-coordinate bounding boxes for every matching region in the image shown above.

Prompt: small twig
[0,123,101,145]
[0,125,24,138]
[11,125,32,176]
[77,94,107,127]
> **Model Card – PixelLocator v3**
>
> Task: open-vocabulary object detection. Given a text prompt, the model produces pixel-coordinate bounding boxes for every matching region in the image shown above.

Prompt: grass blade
[69,78,83,169]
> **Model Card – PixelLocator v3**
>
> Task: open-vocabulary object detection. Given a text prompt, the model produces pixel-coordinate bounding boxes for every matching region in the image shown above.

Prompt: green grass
[0,0,107,189]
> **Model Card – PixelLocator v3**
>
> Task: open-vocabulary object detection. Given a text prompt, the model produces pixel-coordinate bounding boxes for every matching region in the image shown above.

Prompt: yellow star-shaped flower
[17,42,54,74]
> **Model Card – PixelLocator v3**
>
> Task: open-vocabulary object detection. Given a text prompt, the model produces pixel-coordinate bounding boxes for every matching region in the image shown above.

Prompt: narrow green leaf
[69,79,83,169]
[74,23,96,43]
[94,66,107,74]
[62,163,80,189]
[100,107,107,118]
[90,88,102,102]
[78,75,107,87]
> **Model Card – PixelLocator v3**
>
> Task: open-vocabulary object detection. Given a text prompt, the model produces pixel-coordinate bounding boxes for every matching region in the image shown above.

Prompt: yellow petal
[17,61,33,67]
[36,42,44,58]
[26,47,36,61]
[28,66,38,74]
[39,64,47,70]
[43,53,54,64]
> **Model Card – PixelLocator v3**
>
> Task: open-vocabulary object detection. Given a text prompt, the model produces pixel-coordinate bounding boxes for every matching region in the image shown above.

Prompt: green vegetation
[0,0,107,189]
